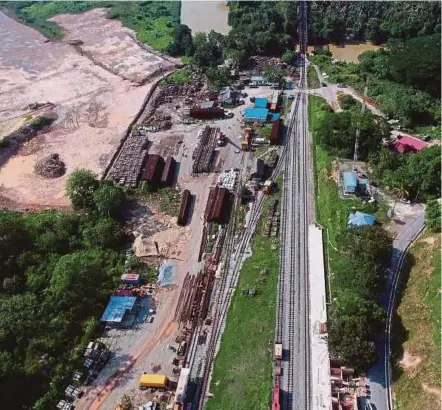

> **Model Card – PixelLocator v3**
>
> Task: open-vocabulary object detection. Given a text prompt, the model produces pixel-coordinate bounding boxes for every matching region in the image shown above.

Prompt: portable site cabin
[342,172,357,195]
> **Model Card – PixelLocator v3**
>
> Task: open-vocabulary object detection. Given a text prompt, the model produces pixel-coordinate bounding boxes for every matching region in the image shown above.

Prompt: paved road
[366,211,425,410]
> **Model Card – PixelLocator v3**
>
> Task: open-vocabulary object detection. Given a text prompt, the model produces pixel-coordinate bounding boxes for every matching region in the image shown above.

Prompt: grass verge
[307,65,320,89]
[206,178,282,410]
[392,232,441,410]
[1,1,180,51]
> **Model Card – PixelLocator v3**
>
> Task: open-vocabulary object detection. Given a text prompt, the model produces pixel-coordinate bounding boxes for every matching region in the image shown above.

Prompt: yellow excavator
[241,128,252,151]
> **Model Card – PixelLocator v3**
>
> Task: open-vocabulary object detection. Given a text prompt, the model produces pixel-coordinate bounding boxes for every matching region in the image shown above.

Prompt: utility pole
[353,76,369,169]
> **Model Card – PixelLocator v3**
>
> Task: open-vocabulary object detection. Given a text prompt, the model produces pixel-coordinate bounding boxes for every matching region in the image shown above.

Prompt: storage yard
[71,77,286,409]
[0,9,292,410]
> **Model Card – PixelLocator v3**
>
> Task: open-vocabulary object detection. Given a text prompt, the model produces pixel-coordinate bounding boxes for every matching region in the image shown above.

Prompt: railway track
[275,1,312,409]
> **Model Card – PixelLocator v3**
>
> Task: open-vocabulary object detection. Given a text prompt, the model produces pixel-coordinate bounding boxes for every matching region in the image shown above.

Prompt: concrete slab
[309,224,332,409]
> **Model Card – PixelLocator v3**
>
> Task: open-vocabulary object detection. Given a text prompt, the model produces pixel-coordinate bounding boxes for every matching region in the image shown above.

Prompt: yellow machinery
[241,128,252,151]
[139,373,168,389]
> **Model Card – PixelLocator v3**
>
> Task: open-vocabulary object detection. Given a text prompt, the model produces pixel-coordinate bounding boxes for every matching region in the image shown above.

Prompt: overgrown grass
[206,178,282,410]
[160,69,191,86]
[135,185,181,216]
[1,1,180,51]
[307,65,320,89]
[309,54,363,91]
[393,233,441,410]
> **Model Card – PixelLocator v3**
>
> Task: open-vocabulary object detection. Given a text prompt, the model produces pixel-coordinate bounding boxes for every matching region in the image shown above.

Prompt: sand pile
[34,153,66,178]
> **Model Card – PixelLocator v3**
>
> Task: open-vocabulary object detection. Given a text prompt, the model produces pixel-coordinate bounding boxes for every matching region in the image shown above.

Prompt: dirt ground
[50,9,177,83]
[0,10,174,209]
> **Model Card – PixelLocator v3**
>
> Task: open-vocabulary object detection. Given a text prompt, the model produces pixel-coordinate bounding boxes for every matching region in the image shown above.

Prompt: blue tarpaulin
[101,296,137,323]
[158,261,177,286]
[348,212,376,227]
[254,98,268,108]
[272,113,281,121]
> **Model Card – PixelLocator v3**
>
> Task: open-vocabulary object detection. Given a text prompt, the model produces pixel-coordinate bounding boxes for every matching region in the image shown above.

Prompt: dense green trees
[308,1,441,44]
[0,172,126,408]
[227,1,298,56]
[371,146,441,200]
[66,169,98,211]
[314,108,389,160]
[168,24,193,56]
[328,226,392,371]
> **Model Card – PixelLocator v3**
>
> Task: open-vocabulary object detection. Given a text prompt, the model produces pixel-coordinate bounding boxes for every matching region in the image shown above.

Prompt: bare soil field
[0,10,175,209]
[50,9,177,84]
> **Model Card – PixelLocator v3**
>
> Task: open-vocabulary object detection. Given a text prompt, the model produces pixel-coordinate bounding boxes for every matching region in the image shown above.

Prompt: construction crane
[353,76,370,167]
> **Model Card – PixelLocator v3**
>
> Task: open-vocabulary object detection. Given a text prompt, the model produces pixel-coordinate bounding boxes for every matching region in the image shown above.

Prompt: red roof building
[393,134,430,154]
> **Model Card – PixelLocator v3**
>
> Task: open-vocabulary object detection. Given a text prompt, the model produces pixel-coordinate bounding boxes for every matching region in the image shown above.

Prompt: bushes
[0,172,127,408]
[426,200,441,233]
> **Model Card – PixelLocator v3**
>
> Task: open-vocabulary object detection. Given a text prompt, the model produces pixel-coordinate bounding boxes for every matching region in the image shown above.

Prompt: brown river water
[180,0,230,35]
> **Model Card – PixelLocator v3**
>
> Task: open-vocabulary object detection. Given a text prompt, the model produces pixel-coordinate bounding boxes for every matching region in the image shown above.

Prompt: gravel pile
[35,153,66,178]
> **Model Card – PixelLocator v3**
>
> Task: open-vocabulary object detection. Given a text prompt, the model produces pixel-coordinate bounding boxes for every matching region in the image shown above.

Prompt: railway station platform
[309,225,333,409]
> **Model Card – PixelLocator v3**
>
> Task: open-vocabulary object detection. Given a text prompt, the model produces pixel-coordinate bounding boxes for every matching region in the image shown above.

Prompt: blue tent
[101,296,137,323]
[244,107,269,123]
[348,211,376,227]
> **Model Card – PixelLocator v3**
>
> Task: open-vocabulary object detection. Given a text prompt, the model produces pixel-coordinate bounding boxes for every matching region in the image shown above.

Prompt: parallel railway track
[275,1,312,409]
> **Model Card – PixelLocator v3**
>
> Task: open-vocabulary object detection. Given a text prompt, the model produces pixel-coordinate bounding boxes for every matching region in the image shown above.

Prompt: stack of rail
[174,270,215,328]
[192,126,219,174]
[107,135,148,187]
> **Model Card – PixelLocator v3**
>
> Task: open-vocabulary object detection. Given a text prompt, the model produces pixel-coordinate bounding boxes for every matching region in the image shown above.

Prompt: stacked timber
[192,126,219,174]
[107,135,148,187]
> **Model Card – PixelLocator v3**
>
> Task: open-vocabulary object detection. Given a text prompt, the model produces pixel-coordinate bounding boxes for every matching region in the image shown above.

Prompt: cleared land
[0,2,180,52]
[0,10,174,208]
[206,181,282,410]
[393,233,441,410]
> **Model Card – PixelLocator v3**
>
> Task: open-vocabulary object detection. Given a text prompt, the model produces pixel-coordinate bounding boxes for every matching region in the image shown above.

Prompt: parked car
[337,83,346,88]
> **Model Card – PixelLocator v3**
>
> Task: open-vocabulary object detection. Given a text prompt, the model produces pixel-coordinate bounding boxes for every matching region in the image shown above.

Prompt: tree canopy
[0,174,126,408]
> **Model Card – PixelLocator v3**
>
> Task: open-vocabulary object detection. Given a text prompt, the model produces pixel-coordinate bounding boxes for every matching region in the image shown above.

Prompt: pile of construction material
[218,169,239,191]
[265,199,279,237]
[107,135,148,187]
[34,153,66,178]
[246,56,300,77]
[174,271,215,328]
[262,149,279,169]
[192,126,219,173]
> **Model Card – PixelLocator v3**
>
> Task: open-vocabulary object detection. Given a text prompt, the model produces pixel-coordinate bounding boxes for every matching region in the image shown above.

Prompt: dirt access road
[0,9,176,209]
